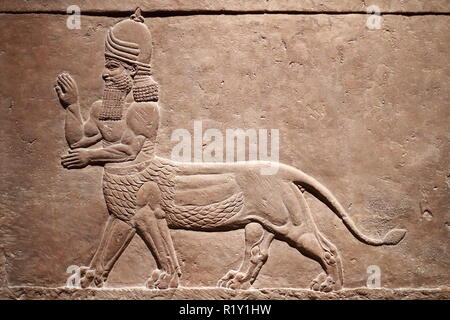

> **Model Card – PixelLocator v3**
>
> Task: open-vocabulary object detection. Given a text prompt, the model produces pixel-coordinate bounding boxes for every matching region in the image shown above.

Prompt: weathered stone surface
[0,0,449,13]
[1,287,450,300]
[0,5,449,300]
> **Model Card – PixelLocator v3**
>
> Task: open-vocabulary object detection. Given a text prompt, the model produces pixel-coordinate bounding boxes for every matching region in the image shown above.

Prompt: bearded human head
[100,8,158,121]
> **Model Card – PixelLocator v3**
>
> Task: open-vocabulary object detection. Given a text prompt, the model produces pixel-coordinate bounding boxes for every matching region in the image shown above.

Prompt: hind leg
[218,222,274,289]
[278,184,343,291]
[292,231,343,292]
[283,189,343,291]
[310,233,343,292]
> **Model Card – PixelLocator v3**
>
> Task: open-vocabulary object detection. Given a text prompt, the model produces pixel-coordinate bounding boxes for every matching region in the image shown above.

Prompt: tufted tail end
[382,229,407,245]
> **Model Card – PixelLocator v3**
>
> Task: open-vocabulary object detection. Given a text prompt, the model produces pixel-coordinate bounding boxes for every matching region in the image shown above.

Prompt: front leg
[80,216,136,288]
[132,182,181,289]
[133,207,180,289]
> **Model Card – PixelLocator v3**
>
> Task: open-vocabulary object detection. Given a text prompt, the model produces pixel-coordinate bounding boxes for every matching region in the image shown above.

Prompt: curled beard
[99,72,133,121]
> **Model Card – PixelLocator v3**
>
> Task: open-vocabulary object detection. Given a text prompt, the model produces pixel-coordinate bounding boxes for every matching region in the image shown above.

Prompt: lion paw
[310,273,336,292]
[146,269,179,289]
[79,266,105,288]
[217,270,238,288]
[218,270,251,290]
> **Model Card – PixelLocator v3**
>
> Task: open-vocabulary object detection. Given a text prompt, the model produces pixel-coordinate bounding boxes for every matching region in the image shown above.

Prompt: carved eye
[106,61,119,70]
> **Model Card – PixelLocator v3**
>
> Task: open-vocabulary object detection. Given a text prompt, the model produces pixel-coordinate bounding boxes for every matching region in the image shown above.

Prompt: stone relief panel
[0,4,449,297]
[54,9,409,292]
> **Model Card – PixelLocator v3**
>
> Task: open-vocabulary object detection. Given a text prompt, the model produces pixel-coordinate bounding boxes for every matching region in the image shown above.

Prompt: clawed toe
[218,270,251,290]
[310,273,337,292]
[79,267,105,288]
[310,273,327,291]
[217,270,238,288]
[146,269,179,289]
[319,276,336,292]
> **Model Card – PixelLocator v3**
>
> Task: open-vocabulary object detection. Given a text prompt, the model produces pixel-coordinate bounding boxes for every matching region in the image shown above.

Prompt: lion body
[103,156,315,233]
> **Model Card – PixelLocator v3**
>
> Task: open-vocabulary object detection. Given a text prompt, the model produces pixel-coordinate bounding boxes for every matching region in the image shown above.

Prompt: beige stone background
[0,1,449,295]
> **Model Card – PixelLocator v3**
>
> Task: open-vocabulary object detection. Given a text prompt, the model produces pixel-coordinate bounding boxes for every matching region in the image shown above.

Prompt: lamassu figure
[56,9,406,292]
[56,9,181,289]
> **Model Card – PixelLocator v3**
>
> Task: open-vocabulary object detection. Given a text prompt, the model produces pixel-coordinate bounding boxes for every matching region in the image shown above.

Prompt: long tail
[291,168,406,246]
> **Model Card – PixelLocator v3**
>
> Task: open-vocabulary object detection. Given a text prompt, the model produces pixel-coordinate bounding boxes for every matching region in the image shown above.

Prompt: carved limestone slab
[0,5,449,299]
